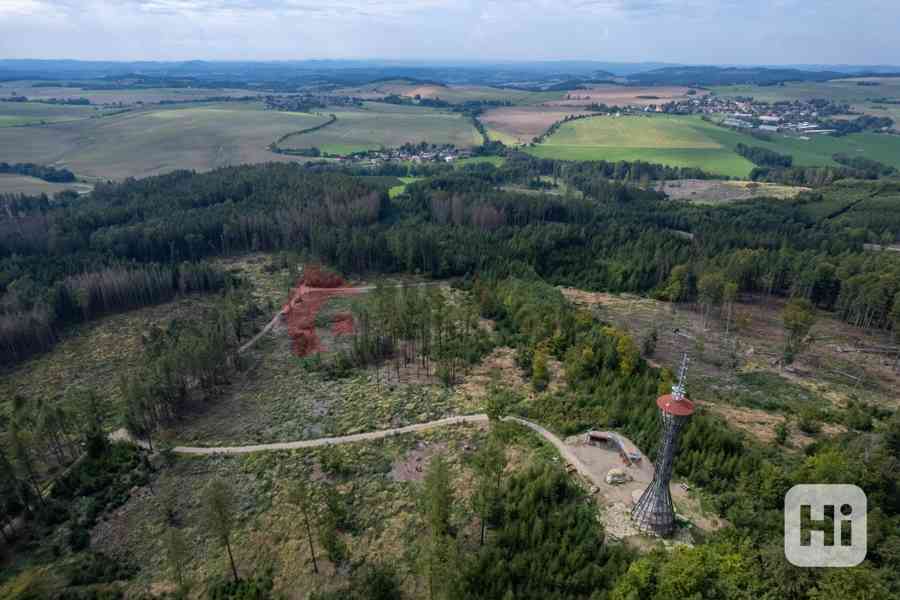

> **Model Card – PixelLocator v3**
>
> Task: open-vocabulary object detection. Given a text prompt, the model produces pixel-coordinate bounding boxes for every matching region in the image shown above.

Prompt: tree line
[735,142,793,168]
[3,160,900,369]
[0,162,76,183]
[1,262,229,365]
[345,282,492,386]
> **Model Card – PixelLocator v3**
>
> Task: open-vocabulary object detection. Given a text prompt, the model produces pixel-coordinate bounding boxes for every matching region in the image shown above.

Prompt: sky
[1,0,898,65]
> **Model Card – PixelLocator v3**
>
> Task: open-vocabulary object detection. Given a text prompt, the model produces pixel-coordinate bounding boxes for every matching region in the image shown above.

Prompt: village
[657,93,867,134]
[348,143,473,163]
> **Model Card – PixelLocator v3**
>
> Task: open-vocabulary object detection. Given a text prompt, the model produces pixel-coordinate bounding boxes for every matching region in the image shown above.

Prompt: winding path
[168,415,599,487]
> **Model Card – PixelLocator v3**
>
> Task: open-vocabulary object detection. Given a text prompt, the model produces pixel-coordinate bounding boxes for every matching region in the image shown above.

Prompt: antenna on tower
[672,352,689,402]
[631,331,696,537]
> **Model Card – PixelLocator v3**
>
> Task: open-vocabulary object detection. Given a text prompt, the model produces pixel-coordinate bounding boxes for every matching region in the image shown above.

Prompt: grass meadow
[527,114,900,177]
[335,80,565,105]
[0,101,99,127]
[0,102,330,180]
[279,102,482,155]
[0,80,266,105]
[711,77,900,105]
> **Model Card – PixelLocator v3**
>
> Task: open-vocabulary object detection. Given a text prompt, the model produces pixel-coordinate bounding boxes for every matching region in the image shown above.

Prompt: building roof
[657,393,695,416]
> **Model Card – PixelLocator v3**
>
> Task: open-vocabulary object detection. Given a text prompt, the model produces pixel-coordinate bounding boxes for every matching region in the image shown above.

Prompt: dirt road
[169,415,601,489]
[171,415,489,455]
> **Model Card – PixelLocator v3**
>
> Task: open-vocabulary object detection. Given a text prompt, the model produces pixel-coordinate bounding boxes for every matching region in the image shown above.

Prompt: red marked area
[331,313,355,336]
[657,393,695,417]
[280,265,362,356]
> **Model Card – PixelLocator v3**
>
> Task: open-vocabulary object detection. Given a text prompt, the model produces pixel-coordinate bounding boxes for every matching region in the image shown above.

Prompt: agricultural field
[711,77,900,106]
[526,114,756,177]
[480,106,592,145]
[545,84,705,108]
[0,174,93,195]
[333,80,564,105]
[0,80,266,106]
[0,102,329,180]
[388,176,423,198]
[278,102,481,155]
[527,113,900,176]
[655,179,808,204]
[0,100,100,126]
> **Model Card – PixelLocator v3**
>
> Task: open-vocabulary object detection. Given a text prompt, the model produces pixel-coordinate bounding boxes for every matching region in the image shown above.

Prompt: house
[759,124,779,132]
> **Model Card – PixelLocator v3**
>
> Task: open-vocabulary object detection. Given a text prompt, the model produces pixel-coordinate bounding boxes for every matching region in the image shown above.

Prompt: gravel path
[168,415,601,488]
[171,415,489,455]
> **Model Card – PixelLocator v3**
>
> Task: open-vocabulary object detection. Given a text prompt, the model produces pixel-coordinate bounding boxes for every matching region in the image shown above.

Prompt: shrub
[207,575,274,600]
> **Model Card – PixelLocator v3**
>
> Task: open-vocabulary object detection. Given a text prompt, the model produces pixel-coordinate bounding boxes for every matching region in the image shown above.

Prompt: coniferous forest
[3,157,900,366]
[2,155,900,600]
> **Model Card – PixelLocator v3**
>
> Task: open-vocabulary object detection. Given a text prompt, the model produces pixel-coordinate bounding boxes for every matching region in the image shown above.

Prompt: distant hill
[1,60,897,89]
[627,66,847,86]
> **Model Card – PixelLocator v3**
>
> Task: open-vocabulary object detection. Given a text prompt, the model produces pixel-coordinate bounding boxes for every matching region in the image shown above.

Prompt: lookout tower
[631,351,695,537]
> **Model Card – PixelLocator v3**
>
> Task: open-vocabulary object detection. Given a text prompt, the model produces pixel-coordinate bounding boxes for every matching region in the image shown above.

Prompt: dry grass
[561,288,899,445]
[0,296,219,422]
[479,107,592,144]
[88,420,557,599]
[546,85,707,108]
[655,179,809,204]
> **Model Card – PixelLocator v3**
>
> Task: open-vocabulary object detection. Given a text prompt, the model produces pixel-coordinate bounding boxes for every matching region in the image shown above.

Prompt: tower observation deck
[631,352,695,536]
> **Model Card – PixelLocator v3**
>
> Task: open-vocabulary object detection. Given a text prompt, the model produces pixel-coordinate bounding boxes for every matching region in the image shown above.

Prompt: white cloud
[0,0,897,64]
[0,0,56,16]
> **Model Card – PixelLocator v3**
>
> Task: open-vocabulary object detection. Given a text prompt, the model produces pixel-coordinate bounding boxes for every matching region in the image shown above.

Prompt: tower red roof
[657,393,695,416]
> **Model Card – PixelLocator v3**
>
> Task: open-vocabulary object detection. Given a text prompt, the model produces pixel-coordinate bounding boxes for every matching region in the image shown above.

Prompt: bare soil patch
[455,346,528,404]
[546,85,707,108]
[389,440,450,482]
[281,267,364,356]
[480,106,592,144]
[655,179,809,204]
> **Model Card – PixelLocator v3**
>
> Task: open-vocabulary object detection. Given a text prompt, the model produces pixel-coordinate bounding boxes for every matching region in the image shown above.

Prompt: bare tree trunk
[225,537,240,583]
[302,506,319,574]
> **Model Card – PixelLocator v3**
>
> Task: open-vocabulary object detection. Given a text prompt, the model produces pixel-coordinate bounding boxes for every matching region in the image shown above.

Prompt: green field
[0,102,330,180]
[0,101,99,127]
[526,115,755,177]
[711,78,900,105]
[280,102,482,155]
[335,80,565,106]
[457,155,506,167]
[485,126,522,145]
[388,176,423,198]
[527,114,900,177]
[0,80,265,106]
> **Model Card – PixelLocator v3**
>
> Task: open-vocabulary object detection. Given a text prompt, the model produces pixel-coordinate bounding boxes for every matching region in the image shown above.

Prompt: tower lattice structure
[631,352,695,537]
